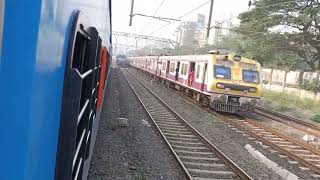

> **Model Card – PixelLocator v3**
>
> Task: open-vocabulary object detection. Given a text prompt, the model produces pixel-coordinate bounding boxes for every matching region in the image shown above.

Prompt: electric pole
[206,0,214,42]
[129,0,135,26]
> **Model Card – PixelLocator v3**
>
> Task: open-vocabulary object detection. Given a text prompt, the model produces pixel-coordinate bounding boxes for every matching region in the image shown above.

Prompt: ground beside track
[260,92,320,123]
[88,67,187,180]
[128,68,320,180]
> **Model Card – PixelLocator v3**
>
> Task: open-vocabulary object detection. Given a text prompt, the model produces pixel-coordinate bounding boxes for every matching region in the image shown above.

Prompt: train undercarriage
[209,94,258,113]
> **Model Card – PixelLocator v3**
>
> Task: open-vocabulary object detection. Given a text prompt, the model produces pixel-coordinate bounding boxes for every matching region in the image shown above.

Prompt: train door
[201,63,208,91]
[189,62,195,72]
[55,11,102,180]
[166,60,170,78]
[189,62,196,86]
[176,61,181,81]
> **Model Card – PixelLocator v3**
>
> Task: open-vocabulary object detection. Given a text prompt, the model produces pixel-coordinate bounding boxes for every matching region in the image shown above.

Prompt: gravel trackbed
[88,67,187,180]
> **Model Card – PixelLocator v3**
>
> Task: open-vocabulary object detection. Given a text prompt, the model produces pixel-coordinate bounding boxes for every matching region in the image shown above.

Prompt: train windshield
[214,66,231,79]
[243,69,259,83]
[116,55,127,61]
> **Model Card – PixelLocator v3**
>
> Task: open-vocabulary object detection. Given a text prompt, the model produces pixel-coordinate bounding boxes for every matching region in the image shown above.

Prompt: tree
[237,0,320,71]
[195,44,216,54]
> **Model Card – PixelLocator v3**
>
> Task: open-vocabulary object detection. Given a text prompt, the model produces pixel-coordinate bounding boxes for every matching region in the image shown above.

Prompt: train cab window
[214,65,231,79]
[243,69,259,83]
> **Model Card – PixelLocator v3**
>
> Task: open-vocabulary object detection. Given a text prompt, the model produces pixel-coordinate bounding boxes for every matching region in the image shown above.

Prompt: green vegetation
[311,114,320,123]
[297,79,320,93]
[261,91,320,113]
[234,0,320,72]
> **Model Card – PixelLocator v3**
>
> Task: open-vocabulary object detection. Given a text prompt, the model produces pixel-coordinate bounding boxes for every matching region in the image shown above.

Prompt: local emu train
[0,1,112,180]
[129,52,262,113]
[116,54,128,67]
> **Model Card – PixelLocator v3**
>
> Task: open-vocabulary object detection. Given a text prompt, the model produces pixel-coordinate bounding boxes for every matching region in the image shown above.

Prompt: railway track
[254,105,320,137]
[224,114,320,175]
[126,68,320,176]
[121,69,252,180]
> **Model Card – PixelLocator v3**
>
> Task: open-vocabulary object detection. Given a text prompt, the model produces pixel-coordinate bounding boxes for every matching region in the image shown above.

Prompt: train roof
[128,54,260,66]
[128,55,210,63]
[160,55,210,62]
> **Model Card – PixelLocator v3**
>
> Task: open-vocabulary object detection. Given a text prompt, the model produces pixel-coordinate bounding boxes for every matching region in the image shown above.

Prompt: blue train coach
[0,0,112,180]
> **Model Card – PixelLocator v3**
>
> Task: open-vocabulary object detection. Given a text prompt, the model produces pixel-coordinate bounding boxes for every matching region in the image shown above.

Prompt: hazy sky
[112,0,250,39]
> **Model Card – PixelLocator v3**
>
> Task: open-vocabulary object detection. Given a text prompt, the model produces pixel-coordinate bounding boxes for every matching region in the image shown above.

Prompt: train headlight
[248,87,257,93]
[216,83,225,89]
[233,55,241,61]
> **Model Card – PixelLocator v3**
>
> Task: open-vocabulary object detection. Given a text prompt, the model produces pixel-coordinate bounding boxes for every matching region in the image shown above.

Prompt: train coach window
[214,65,231,79]
[196,64,201,79]
[162,62,166,71]
[180,64,184,75]
[243,69,259,83]
[181,64,188,76]
[170,62,175,73]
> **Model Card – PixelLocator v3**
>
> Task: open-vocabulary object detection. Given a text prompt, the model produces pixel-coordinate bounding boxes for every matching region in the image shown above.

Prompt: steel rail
[121,69,192,180]
[255,105,320,135]
[121,68,252,180]
[239,115,320,156]
[217,114,320,175]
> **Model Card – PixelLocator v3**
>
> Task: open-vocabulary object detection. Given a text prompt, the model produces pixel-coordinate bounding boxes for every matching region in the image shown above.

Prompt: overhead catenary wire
[149,0,211,35]
[134,14,180,22]
[140,0,166,34]
[149,0,299,36]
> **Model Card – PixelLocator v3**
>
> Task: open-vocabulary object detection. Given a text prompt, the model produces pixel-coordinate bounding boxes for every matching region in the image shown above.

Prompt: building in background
[212,20,235,46]
[197,14,205,27]
[175,14,206,47]
[196,28,207,47]
[213,21,222,46]
[175,14,236,48]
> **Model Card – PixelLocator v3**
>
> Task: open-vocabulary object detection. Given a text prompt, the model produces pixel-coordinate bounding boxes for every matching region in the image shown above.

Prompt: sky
[112,0,250,39]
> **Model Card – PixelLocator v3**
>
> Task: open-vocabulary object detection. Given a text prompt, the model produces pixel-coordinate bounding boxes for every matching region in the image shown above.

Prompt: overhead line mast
[206,0,214,42]
[129,0,135,26]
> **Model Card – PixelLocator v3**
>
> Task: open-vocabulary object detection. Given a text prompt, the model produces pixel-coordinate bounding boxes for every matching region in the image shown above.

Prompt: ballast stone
[116,118,129,127]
